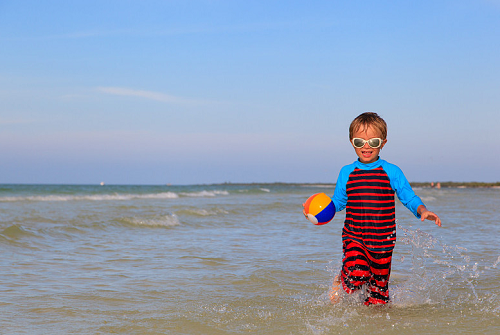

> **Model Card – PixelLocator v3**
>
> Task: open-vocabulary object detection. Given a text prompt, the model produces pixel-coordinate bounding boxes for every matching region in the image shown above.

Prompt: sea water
[0,184,499,334]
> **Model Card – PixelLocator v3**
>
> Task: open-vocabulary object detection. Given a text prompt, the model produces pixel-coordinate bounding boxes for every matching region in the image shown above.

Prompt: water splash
[392,224,499,312]
[304,224,500,333]
[323,223,500,314]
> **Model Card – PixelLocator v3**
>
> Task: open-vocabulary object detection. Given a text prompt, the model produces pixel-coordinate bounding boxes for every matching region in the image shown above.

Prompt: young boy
[329,112,441,305]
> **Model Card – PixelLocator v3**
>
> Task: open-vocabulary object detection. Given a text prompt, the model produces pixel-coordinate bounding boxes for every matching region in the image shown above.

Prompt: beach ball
[302,193,335,225]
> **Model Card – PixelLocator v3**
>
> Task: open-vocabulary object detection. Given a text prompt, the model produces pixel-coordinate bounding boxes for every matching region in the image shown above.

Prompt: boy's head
[349,112,387,140]
[349,112,387,164]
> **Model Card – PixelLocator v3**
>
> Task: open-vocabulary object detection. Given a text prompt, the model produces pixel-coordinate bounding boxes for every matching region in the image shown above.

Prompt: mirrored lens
[368,138,381,148]
[352,138,365,148]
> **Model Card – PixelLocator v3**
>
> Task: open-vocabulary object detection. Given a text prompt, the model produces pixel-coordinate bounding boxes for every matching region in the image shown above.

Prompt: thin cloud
[97,87,210,106]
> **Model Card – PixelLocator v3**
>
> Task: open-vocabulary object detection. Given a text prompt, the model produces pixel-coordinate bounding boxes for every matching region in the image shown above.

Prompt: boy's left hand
[419,207,442,227]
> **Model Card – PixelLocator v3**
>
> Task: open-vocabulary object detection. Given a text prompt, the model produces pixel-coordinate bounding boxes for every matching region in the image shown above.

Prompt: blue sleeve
[383,162,424,218]
[331,164,355,212]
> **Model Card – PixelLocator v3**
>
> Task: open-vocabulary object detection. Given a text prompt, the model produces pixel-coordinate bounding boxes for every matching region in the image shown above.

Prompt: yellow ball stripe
[308,193,332,216]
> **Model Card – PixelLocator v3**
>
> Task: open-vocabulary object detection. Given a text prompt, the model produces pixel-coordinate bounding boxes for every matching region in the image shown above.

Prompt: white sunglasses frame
[351,137,384,149]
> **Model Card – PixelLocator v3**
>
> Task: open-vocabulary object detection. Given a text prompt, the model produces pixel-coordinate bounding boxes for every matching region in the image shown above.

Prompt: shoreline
[1,182,499,188]
[263,181,500,189]
[409,181,500,189]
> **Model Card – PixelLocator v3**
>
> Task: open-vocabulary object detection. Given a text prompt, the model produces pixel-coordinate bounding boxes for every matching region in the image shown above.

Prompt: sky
[0,0,499,185]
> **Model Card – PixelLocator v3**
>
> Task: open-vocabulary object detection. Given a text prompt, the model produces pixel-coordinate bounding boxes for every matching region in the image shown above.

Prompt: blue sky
[1,0,499,184]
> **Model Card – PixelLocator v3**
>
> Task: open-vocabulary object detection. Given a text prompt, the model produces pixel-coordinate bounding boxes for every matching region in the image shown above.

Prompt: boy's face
[351,125,387,164]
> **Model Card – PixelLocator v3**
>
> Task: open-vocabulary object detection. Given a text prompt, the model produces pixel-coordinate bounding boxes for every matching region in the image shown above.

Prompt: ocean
[0,184,499,334]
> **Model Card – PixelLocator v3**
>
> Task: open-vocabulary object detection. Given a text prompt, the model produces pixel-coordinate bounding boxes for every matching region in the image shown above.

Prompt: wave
[175,207,229,217]
[179,190,229,197]
[300,184,335,188]
[1,224,36,239]
[236,188,275,194]
[118,214,180,227]
[0,190,234,202]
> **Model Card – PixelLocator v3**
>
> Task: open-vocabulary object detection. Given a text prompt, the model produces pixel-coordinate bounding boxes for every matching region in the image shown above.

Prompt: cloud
[97,86,210,106]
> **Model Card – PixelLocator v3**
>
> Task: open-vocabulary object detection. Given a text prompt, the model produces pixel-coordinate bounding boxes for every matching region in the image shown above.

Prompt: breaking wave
[0,190,233,202]
[118,214,181,227]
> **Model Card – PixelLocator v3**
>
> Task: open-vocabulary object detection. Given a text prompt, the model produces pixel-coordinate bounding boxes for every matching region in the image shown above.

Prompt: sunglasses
[351,137,384,148]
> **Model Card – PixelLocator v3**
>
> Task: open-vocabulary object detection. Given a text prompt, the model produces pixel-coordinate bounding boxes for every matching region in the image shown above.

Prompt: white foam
[184,208,229,216]
[0,189,232,202]
[134,192,179,199]
[180,190,229,197]
[301,184,335,188]
[0,192,179,202]
[125,214,180,227]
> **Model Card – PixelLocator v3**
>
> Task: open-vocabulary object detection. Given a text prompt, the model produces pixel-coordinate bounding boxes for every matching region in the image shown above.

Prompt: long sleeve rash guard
[331,158,424,252]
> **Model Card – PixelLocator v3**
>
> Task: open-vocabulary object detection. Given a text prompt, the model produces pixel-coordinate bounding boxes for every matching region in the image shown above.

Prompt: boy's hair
[349,112,387,140]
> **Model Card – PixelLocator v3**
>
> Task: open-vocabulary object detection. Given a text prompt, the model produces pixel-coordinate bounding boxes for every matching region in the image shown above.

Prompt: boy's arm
[302,165,350,219]
[417,205,442,226]
[330,165,352,212]
[389,167,423,217]
[385,162,441,226]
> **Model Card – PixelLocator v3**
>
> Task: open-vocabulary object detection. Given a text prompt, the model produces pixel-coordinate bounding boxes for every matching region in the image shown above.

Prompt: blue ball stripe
[315,201,336,223]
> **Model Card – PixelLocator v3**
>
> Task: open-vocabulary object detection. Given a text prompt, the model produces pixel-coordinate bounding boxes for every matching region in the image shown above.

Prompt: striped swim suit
[340,167,395,305]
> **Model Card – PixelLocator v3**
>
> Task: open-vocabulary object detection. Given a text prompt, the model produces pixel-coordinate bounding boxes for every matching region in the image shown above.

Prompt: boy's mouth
[361,150,373,158]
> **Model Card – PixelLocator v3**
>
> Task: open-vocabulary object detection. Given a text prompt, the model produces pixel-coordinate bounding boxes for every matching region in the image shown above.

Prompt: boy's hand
[302,203,307,219]
[418,205,442,227]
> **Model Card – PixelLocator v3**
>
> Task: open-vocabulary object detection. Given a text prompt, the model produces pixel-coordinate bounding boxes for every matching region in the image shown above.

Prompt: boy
[329,112,441,305]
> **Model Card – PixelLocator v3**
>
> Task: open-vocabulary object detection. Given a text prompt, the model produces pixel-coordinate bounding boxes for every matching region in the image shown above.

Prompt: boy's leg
[340,240,372,294]
[329,275,342,303]
[364,250,393,305]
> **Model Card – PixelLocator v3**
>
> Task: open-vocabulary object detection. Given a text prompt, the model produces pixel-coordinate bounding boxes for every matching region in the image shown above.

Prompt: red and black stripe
[340,167,396,305]
[342,167,396,252]
[341,240,392,305]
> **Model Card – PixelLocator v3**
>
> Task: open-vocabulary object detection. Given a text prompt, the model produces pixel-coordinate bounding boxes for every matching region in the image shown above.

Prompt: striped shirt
[331,158,424,252]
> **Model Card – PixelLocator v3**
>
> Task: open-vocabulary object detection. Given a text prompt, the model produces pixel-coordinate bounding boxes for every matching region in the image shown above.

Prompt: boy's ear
[381,138,388,149]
